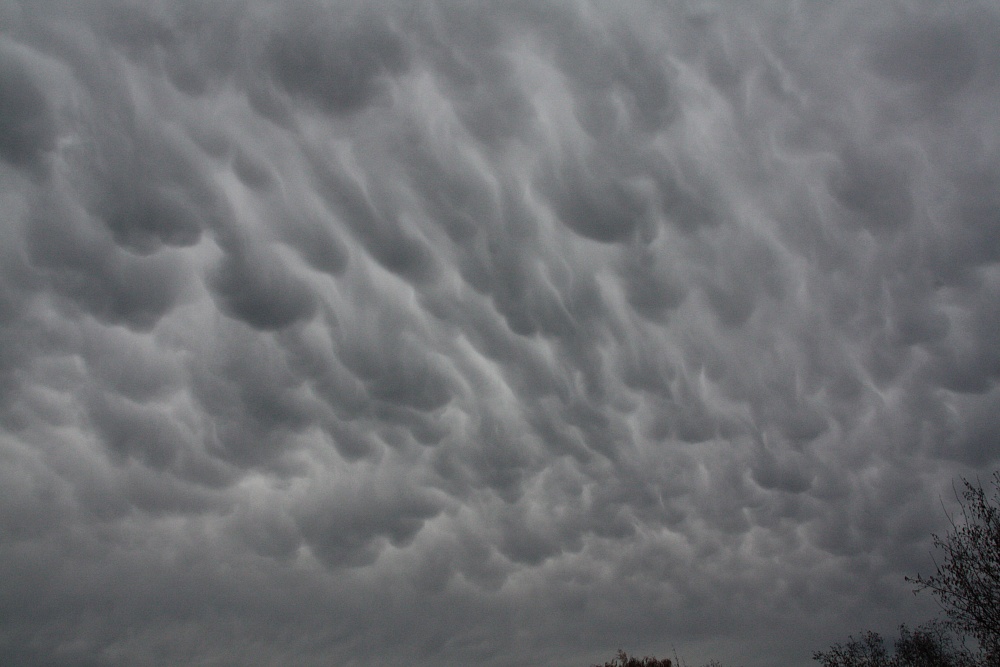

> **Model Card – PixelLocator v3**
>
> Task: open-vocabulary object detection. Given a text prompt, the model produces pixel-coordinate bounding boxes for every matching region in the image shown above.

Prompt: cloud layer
[1,1,999,665]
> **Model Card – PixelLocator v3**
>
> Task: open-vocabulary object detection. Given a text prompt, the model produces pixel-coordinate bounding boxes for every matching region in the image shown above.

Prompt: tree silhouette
[907,472,1000,662]
[593,649,673,667]
[815,472,1000,666]
[812,623,975,667]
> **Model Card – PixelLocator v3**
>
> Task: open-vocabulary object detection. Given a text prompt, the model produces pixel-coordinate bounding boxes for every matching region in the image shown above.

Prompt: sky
[1,1,999,665]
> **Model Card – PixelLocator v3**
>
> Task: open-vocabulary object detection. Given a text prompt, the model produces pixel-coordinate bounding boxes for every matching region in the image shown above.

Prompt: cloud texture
[1,1,999,665]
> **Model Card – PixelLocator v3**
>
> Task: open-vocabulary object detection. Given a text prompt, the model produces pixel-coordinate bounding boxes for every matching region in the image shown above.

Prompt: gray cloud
[0,44,55,171]
[865,19,979,98]
[1,1,999,666]
[209,244,318,330]
[267,4,410,116]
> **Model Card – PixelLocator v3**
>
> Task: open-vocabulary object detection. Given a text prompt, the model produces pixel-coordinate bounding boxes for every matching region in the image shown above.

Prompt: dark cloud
[311,148,440,284]
[1,1,999,667]
[545,156,654,243]
[296,475,442,569]
[210,246,317,330]
[0,45,55,170]
[266,4,409,116]
[866,21,978,93]
[280,211,350,276]
[828,148,914,233]
[618,248,687,323]
[25,188,190,331]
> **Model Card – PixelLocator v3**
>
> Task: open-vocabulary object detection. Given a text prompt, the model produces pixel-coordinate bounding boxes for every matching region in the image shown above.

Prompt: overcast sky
[1,1,999,665]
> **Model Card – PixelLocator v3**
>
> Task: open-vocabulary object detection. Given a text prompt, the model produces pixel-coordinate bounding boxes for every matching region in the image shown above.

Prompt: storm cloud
[1,1,999,666]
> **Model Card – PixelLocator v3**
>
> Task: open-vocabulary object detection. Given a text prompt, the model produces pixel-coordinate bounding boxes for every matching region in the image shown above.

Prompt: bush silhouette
[812,622,976,667]
[593,649,673,667]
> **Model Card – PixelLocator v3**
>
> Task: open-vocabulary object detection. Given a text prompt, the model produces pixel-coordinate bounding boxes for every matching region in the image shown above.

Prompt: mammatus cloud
[1,1,999,665]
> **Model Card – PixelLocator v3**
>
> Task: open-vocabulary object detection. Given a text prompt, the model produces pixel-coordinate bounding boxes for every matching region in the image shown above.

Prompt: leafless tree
[593,649,673,667]
[813,622,976,667]
[907,472,1000,662]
